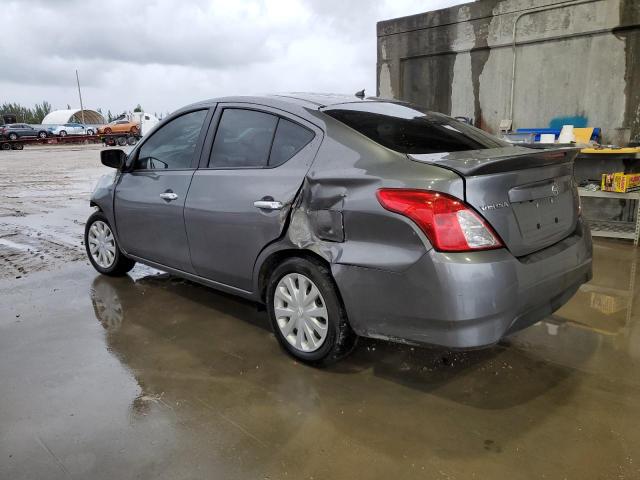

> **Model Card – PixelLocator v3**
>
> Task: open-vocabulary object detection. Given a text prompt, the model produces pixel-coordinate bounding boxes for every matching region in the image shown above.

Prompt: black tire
[86,129,94,136]
[8,133,17,140]
[1,142,10,150]
[12,144,23,150]
[38,131,47,139]
[59,130,67,137]
[117,136,127,146]
[266,257,357,366]
[126,135,137,145]
[84,211,135,276]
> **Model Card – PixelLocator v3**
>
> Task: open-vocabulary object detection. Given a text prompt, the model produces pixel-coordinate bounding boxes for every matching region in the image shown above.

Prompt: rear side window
[209,109,314,168]
[135,109,207,170]
[269,119,314,167]
[210,109,278,168]
[324,102,506,154]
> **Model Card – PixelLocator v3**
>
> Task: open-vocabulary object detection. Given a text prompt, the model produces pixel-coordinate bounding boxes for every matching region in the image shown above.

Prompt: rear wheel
[85,211,135,276]
[117,136,127,146]
[266,257,356,366]
[86,129,94,135]
[1,143,11,150]
[8,133,17,140]
[38,131,47,139]
[59,130,67,137]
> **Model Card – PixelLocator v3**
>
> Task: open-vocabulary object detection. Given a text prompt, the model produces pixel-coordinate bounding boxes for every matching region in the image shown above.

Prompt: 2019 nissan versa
[85,93,593,365]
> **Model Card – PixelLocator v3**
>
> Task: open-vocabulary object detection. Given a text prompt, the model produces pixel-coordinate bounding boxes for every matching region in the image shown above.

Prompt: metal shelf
[577,187,640,200]
[588,220,637,240]
[578,187,640,245]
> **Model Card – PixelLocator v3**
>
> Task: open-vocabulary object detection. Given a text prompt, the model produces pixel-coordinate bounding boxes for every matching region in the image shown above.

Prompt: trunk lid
[409,146,580,257]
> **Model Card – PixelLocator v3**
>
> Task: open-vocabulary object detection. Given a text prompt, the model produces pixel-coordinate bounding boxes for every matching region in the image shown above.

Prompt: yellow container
[601,172,640,192]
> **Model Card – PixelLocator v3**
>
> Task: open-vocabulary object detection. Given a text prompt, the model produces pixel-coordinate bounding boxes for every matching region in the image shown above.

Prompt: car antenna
[355,89,365,99]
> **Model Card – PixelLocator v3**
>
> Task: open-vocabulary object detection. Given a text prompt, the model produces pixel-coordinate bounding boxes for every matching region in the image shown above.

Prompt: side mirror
[101,149,126,169]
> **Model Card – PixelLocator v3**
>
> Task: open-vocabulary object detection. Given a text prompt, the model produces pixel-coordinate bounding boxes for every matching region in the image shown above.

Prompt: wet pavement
[1,146,640,479]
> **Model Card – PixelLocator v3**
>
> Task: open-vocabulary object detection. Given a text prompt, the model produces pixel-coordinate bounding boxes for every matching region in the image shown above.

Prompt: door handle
[253,200,284,210]
[160,192,179,201]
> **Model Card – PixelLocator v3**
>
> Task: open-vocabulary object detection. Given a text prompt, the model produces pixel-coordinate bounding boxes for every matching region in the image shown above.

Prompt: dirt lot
[1,145,640,479]
[0,145,104,278]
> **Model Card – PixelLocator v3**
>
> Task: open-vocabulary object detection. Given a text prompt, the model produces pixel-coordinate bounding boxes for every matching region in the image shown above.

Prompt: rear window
[323,102,506,154]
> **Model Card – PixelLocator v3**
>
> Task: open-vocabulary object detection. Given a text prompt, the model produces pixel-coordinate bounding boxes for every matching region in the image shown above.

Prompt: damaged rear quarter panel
[278,112,465,273]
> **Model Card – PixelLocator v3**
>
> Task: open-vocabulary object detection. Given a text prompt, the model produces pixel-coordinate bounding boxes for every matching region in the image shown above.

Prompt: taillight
[376,189,503,252]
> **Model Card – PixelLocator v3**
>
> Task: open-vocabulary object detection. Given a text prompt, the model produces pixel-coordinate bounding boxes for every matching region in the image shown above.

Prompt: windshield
[323,102,507,154]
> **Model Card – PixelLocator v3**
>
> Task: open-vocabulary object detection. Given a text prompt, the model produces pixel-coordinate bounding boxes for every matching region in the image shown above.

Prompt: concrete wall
[377,0,640,144]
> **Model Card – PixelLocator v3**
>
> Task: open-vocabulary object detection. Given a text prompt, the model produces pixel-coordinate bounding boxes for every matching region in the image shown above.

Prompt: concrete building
[377,0,640,145]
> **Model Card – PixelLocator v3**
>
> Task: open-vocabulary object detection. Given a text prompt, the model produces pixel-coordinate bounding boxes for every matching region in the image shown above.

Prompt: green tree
[0,101,52,123]
[33,101,52,123]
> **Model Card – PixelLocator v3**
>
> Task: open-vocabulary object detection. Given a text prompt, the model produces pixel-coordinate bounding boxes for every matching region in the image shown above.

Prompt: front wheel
[266,257,356,366]
[84,211,135,276]
[86,129,94,135]
[8,133,17,140]
[59,130,67,137]
[38,131,47,139]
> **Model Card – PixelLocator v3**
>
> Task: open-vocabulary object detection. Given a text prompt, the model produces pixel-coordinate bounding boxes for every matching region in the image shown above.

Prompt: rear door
[19,124,34,137]
[114,108,211,272]
[185,104,321,291]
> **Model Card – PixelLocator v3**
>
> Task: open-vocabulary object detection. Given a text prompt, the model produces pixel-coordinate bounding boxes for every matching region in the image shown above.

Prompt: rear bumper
[332,219,593,348]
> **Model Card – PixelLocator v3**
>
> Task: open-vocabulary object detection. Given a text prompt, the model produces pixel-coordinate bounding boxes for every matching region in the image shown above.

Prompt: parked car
[48,123,95,137]
[97,119,139,135]
[0,123,49,140]
[85,94,593,365]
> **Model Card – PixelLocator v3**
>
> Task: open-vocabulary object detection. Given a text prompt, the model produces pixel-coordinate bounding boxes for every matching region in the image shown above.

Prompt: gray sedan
[48,123,95,136]
[85,94,592,365]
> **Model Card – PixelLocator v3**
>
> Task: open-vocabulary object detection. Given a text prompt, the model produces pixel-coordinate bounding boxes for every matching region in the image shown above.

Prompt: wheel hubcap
[274,273,328,352]
[88,220,116,269]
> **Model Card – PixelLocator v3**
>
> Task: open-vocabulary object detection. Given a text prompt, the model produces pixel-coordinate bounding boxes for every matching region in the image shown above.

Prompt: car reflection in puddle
[83,238,640,478]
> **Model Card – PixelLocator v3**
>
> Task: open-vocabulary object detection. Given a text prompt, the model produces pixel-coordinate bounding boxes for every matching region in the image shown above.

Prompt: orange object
[97,119,140,135]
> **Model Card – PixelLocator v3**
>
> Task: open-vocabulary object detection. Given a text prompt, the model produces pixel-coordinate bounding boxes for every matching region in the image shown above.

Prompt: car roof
[176,93,397,123]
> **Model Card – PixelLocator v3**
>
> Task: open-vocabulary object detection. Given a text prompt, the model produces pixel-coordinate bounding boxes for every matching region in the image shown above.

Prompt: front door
[185,105,321,291]
[114,108,210,272]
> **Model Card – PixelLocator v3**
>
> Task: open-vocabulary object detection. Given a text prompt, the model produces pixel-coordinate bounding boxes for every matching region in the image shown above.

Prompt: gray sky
[2,0,469,116]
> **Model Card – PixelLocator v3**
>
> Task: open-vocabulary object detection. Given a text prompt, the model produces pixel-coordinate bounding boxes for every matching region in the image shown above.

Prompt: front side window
[323,102,506,154]
[134,109,207,170]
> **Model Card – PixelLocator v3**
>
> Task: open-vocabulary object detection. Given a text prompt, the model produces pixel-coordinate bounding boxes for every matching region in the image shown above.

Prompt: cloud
[0,0,471,115]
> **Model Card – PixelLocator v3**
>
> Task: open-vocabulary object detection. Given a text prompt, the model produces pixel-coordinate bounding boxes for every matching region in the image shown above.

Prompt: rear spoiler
[408,147,579,176]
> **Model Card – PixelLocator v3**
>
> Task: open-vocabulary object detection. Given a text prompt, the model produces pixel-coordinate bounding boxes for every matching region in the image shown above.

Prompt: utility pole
[76,69,86,125]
